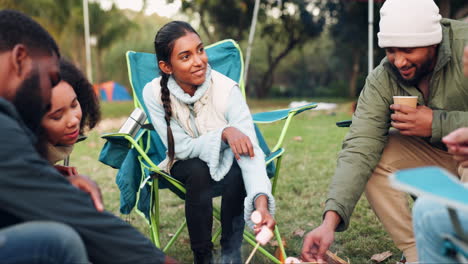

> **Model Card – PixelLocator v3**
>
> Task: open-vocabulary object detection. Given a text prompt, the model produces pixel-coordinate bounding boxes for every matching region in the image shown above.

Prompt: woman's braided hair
[154,21,199,166]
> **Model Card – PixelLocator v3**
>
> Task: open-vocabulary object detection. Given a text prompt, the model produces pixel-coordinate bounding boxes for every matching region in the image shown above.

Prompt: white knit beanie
[378,0,442,48]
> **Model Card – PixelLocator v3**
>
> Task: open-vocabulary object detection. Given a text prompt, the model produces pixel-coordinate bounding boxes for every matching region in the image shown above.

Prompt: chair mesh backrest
[126,39,244,121]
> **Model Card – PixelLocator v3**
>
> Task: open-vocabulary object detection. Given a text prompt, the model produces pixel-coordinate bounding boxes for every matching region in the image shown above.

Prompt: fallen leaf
[292,228,306,237]
[370,251,392,263]
[293,136,303,141]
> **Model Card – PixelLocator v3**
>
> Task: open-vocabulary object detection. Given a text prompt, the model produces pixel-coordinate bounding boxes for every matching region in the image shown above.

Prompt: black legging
[170,158,246,263]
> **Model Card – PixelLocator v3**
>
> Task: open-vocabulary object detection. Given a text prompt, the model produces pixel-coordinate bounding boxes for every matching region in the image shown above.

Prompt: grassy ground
[73,99,401,263]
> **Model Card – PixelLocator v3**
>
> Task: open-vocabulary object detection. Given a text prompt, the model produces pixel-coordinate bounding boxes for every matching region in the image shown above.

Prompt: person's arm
[326,75,392,231]
[430,109,468,143]
[224,86,276,227]
[253,195,276,232]
[302,74,391,261]
[53,165,104,212]
[0,114,168,264]
[301,211,341,263]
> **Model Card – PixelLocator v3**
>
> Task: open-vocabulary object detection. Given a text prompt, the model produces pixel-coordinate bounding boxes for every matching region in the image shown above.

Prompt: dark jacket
[0,98,165,263]
[325,19,468,231]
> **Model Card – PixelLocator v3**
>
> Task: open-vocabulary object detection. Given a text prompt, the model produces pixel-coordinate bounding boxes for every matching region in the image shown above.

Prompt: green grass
[100,101,135,118]
[73,99,401,263]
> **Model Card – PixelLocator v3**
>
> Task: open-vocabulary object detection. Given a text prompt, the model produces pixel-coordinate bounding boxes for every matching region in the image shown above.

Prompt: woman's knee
[182,158,209,175]
[181,158,212,187]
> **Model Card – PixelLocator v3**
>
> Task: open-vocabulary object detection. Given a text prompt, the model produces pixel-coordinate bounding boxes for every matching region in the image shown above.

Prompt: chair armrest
[390,166,468,211]
[253,103,316,152]
[336,120,352,127]
[265,148,284,165]
[101,131,185,193]
[101,131,162,174]
[252,102,317,124]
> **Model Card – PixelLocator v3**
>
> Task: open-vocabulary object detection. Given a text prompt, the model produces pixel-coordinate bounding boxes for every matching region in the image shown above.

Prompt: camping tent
[95,81,132,101]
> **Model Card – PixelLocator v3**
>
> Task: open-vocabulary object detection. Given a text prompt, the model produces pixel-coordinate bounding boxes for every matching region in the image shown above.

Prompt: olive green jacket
[325,18,468,231]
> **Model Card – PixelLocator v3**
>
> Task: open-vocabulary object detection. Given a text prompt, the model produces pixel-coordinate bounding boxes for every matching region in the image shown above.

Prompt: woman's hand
[54,165,78,177]
[55,165,104,212]
[68,174,104,212]
[222,127,254,160]
[253,195,276,233]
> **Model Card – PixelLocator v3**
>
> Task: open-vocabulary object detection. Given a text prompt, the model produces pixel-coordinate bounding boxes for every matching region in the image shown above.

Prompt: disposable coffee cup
[393,96,418,114]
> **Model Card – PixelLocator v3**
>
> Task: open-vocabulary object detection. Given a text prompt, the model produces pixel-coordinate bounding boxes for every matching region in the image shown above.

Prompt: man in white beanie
[302,0,468,262]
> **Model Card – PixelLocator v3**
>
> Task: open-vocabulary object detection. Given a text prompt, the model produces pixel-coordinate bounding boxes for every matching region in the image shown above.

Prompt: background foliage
[1,0,466,98]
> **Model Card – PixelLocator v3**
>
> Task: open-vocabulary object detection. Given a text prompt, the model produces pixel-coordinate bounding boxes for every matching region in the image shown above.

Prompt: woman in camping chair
[143,21,276,264]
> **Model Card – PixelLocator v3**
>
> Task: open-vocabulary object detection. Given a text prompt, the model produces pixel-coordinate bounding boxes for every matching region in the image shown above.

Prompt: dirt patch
[94,117,127,133]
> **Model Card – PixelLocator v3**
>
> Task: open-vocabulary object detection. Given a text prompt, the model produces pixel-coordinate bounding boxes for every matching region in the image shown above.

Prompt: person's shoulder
[441,18,468,30]
[0,99,24,131]
[442,18,468,41]
[143,76,163,102]
[367,62,391,85]
[211,69,238,88]
[0,99,35,148]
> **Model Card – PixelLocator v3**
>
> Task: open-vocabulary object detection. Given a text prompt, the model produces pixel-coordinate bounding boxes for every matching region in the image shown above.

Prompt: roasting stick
[245,242,260,264]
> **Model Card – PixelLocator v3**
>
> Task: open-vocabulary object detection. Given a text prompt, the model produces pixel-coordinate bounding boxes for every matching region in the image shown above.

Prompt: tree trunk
[199,10,214,43]
[349,51,360,98]
[95,50,102,84]
[256,38,299,98]
[454,4,468,19]
[438,0,450,18]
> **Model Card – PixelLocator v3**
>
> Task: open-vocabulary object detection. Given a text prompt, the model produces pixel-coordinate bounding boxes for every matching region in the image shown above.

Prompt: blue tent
[97,81,132,101]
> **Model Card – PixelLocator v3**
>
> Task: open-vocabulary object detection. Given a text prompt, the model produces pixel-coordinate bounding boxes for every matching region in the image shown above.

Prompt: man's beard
[389,57,434,87]
[12,69,47,135]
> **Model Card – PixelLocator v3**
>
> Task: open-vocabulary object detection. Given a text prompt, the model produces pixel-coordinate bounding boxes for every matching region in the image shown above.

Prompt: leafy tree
[252,0,326,97]
[174,0,254,43]
[436,0,468,19]
[102,11,170,88]
[173,0,327,98]
[88,3,136,82]
[328,0,385,98]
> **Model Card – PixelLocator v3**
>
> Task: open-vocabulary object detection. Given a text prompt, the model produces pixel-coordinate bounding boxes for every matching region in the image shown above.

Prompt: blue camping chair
[391,166,468,263]
[99,39,316,263]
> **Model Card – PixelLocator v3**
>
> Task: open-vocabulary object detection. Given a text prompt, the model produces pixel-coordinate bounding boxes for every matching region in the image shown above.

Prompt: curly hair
[59,59,101,133]
[35,59,101,159]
